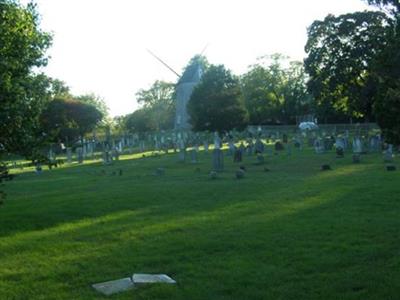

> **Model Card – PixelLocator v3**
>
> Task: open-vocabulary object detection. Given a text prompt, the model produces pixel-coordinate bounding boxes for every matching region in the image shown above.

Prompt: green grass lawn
[0,147,399,299]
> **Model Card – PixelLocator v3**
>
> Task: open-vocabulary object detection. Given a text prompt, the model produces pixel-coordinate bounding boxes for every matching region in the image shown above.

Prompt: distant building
[174,63,203,130]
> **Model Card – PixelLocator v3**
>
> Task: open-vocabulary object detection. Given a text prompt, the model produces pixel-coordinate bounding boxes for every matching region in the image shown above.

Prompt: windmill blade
[200,43,209,56]
[147,49,181,78]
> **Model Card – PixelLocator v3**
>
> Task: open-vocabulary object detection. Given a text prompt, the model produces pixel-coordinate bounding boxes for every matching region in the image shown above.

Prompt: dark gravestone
[190,149,198,164]
[236,169,245,179]
[323,137,334,151]
[282,134,288,143]
[247,140,254,156]
[321,164,332,171]
[386,165,396,171]
[352,154,361,164]
[336,147,344,158]
[212,149,224,171]
[209,170,218,180]
[254,138,265,154]
[275,141,284,151]
[256,154,265,165]
[233,148,242,163]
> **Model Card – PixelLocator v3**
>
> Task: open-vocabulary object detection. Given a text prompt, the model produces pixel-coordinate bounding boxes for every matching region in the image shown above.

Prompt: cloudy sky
[30,0,371,116]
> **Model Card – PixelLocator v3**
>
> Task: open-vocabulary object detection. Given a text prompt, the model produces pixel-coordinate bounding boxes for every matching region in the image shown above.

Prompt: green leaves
[188,65,248,132]
[304,11,390,121]
[241,55,311,125]
[0,0,52,155]
[135,80,175,131]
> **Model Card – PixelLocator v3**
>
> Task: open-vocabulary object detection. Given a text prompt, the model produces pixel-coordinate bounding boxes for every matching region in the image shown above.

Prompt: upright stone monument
[66,148,72,163]
[212,133,224,171]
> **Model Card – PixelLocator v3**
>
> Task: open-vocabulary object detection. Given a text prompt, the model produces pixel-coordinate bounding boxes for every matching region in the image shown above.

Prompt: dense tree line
[2,0,400,154]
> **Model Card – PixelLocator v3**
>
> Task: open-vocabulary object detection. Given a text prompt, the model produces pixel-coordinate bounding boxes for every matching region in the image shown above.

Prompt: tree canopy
[0,0,52,155]
[135,80,175,131]
[241,54,311,125]
[304,11,390,122]
[187,65,248,132]
[40,98,103,145]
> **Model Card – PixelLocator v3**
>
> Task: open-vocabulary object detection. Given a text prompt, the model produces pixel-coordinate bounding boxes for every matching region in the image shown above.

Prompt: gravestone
[228,140,235,156]
[209,170,218,180]
[204,141,209,153]
[247,139,254,156]
[352,137,363,154]
[236,169,245,179]
[274,141,284,151]
[76,147,84,163]
[384,144,393,162]
[112,148,120,161]
[66,148,72,164]
[282,134,288,143]
[352,154,361,164]
[212,149,224,171]
[286,143,292,156]
[139,140,145,153]
[255,138,265,154]
[178,138,186,162]
[335,138,345,158]
[103,150,112,165]
[132,274,176,285]
[92,277,134,296]
[233,147,242,163]
[190,149,198,163]
[323,136,335,151]
[314,138,325,154]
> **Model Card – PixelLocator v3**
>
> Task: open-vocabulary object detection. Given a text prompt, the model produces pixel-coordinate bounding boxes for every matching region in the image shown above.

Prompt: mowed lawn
[0,148,399,299]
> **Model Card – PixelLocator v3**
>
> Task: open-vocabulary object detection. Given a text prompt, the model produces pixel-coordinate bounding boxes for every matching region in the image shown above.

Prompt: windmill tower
[147,50,204,130]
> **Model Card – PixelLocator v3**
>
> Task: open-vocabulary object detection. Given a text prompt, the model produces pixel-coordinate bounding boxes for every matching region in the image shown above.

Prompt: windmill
[147,48,206,130]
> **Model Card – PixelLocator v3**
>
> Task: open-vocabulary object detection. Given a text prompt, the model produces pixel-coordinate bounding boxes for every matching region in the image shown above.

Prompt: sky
[30,0,371,117]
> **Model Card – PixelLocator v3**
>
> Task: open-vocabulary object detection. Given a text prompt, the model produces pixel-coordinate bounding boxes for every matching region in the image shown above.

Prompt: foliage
[370,21,400,144]
[135,80,175,131]
[40,98,103,145]
[304,11,390,121]
[0,0,52,156]
[76,93,109,118]
[124,108,155,135]
[374,85,400,144]
[365,0,400,15]
[241,54,312,125]
[188,64,248,132]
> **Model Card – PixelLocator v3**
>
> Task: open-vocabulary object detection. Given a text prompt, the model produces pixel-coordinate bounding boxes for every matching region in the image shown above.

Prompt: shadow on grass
[2,158,399,299]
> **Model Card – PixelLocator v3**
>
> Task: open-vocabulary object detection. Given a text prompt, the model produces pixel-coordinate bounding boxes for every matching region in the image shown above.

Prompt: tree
[76,93,109,118]
[365,0,400,144]
[241,54,312,125]
[374,86,400,144]
[0,0,52,155]
[135,80,175,131]
[365,0,400,15]
[124,108,155,135]
[304,11,390,122]
[40,98,103,146]
[187,65,248,132]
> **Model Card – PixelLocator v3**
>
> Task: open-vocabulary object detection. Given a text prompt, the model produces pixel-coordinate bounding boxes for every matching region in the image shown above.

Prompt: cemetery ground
[0,148,399,299]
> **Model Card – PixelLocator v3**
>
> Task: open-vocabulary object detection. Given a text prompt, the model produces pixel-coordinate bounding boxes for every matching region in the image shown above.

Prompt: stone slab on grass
[132,273,176,284]
[92,277,134,296]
